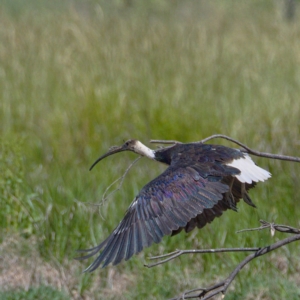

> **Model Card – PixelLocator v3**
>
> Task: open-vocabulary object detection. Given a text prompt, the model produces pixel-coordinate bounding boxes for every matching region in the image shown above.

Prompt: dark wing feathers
[174,177,257,236]
[76,143,263,270]
[77,166,231,271]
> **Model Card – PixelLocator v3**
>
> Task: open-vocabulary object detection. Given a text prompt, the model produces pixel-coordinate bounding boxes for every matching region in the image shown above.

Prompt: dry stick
[145,247,260,268]
[170,234,300,300]
[146,220,300,268]
[150,139,182,145]
[151,134,300,163]
[85,156,142,207]
[237,219,300,235]
[145,220,300,299]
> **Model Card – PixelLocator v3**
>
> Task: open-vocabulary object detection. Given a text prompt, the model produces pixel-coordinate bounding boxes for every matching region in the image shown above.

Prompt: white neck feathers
[134,141,155,159]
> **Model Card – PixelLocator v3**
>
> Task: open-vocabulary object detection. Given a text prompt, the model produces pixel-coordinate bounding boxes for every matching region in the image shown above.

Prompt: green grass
[0,286,69,300]
[1,0,300,299]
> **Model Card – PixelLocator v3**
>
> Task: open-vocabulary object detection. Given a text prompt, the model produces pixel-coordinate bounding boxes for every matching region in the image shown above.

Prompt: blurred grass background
[1,0,300,299]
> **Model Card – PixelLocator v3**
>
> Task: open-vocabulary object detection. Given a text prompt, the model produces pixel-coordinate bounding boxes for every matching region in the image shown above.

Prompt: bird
[77,139,271,272]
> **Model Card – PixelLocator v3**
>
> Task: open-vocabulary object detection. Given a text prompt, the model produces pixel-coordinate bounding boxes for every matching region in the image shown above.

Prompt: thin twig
[236,225,270,234]
[201,134,300,162]
[237,219,300,235]
[236,219,273,234]
[150,139,182,145]
[100,156,142,204]
[85,156,142,207]
[145,247,260,268]
[151,134,300,163]
[260,220,300,234]
[144,220,300,299]
[169,233,300,300]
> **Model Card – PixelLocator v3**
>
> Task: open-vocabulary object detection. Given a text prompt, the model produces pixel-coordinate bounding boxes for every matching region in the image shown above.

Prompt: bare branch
[144,220,300,299]
[200,134,300,163]
[145,247,260,268]
[259,220,300,234]
[150,139,182,145]
[236,220,300,235]
[146,219,299,269]
[169,233,300,300]
[151,134,300,163]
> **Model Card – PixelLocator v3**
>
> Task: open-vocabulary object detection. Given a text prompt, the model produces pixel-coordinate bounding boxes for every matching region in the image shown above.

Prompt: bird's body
[77,140,271,271]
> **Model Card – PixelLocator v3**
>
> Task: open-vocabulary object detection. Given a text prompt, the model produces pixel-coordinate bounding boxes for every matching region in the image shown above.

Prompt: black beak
[89,145,127,171]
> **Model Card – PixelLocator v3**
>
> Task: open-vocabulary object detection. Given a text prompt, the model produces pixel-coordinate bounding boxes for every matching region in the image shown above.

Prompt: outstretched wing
[77,165,234,271]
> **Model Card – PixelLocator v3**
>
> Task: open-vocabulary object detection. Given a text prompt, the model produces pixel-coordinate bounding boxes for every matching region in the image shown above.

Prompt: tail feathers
[242,191,256,208]
[226,154,271,184]
[224,191,238,211]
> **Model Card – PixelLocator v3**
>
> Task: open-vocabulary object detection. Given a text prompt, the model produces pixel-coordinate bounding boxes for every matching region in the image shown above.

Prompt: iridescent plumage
[77,140,271,271]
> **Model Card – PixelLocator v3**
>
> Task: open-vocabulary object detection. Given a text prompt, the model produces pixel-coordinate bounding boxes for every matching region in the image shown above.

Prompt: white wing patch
[226,154,271,184]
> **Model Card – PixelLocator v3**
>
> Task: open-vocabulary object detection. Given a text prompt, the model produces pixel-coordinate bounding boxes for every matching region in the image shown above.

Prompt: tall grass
[1,1,300,299]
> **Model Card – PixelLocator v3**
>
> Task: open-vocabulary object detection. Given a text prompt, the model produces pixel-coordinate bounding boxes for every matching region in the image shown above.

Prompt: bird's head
[89,139,155,170]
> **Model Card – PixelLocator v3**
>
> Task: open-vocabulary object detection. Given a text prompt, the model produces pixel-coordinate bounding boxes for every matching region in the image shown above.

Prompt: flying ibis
[77,139,271,271]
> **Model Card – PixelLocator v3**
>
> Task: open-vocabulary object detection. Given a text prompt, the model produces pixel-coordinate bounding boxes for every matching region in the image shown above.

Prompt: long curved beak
[89,145,126,171]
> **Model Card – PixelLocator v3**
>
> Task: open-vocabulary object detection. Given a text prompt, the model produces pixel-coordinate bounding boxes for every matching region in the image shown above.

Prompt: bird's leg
[225,178,237,211]
[241,183,256,208]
